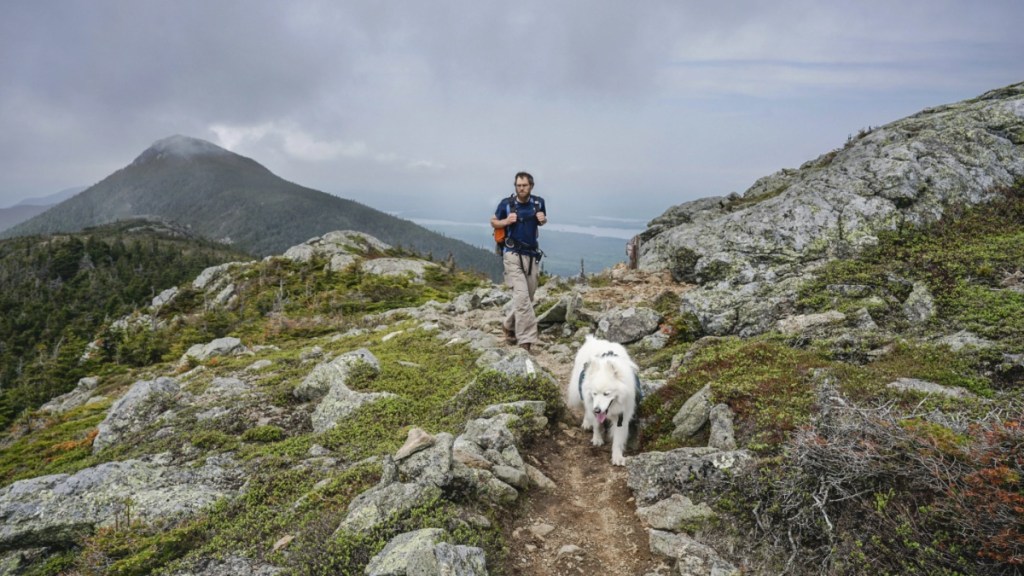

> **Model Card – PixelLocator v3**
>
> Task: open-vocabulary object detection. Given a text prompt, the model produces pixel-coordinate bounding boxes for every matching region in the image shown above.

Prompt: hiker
[491,171,547,353]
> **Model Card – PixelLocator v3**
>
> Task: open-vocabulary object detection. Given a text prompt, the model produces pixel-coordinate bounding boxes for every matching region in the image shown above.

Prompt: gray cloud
[2,0,1022,226]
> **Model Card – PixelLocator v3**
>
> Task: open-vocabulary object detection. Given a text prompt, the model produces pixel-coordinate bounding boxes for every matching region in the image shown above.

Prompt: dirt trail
[484,269,688,576]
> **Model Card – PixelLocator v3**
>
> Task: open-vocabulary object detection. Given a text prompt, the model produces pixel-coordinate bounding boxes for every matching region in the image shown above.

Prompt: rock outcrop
[636,82,1024,336]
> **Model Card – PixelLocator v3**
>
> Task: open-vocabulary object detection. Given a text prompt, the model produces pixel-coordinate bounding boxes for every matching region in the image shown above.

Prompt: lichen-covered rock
[636,494,715,531]
[627,448,754,506]
[336,482,442,534]
[181,337,249,365]
[596,306,661,344]
[648,530,739,576]
[0,455,242,550]
[365,528,489,576]
[294,348,379,402]
[38,376,100,415]
[93,377,180,453]
[671,384,712,440]
[638,82,1024,336]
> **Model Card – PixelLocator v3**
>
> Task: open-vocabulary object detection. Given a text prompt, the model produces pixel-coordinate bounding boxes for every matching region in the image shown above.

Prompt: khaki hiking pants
[502,250,540,345]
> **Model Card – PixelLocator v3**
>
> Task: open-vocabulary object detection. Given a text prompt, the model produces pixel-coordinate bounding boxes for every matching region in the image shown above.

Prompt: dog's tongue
[596,412,607,424]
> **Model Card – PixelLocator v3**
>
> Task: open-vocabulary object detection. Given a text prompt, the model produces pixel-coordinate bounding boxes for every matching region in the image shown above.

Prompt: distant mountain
[0,187,86,233]
[0,205,50,232]
[10,186,86,208]
[2,136,501,278]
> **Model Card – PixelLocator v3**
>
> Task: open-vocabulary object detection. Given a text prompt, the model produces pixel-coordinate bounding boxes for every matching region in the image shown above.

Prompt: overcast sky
[2,1,1022,229]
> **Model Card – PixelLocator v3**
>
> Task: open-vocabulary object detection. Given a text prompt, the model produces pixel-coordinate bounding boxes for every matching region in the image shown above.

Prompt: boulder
[294,348,379,402]
[671,384,712,440]
[627,448,755,506]
[365,528,488,576]
[93,376,180,453]
[0,455,242,550]
[596,306,662,344]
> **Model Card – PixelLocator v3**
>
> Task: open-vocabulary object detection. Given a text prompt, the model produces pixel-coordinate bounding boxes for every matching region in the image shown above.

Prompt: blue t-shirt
[495,194,546,254]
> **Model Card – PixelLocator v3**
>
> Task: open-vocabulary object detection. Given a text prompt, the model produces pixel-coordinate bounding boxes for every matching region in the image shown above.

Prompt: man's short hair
[514,172,534,186]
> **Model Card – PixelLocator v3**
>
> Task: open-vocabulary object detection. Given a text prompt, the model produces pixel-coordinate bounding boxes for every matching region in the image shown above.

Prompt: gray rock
[362,257,437,282]
[671,384,712,440]
[365,528,489,576]
[282,231,390,264]
[181,337,249,364]
[398,432,454,488]
[775,310,846,335]
[636,494,716,531]
[886,377,974,399]
[708,404,737,451]
[627,448,754,506]
[338,482,442,534]
[648,530,739,576]
[150,286,179,310]
[0,455,243,550]
[93,376,180,453]
[294,348,379,402]
[637,83,1024,336]
[596,306,662,344]
[492,465,530,490]
[903,281,936,325]
[193,262,240,292]
[525,464,556,491]
[38,376,100,414]
[168,555,283,575]
[311,382,395,434]
[936,330,996,351]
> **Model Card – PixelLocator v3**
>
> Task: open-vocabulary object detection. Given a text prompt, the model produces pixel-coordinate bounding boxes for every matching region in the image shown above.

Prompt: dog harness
[577,350,644,427]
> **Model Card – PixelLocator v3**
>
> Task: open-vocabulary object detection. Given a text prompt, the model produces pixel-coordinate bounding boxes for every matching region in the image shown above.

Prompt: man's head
[514,172,534,201]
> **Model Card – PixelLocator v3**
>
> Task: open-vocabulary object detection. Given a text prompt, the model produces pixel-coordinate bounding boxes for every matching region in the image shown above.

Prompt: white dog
[567,335,641,466]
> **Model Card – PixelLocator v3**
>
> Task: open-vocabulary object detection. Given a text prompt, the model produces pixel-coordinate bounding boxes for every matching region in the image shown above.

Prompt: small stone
[394,427,435,460]
[529,523,556,539]
[557,544,583,557]
[272,534,294,552]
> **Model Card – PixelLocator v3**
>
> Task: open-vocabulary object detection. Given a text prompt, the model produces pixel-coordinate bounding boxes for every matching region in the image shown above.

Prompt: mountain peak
[132,135,230,165]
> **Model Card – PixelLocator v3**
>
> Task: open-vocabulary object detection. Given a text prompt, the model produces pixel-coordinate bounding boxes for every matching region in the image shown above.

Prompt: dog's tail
[567,363,584,410]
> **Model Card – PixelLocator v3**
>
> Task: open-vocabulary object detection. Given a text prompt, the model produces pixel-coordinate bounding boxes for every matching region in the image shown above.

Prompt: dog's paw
[611,453,626,466]
[591,435,605,447]
[581,420,593,431]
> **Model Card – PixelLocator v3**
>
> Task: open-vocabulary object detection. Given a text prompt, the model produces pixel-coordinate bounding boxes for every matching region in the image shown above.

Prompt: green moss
[241,425,285,443]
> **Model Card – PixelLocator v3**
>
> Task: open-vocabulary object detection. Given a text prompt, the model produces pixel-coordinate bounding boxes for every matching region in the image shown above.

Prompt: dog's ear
[608,361,623,381]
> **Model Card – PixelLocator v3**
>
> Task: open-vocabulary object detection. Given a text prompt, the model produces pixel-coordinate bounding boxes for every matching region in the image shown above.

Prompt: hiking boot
[519,343,532,354]
[503,327,517,345]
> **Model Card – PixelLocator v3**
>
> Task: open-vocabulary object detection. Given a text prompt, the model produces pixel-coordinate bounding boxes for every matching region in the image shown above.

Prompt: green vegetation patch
[0,400,109,487]
[797,181,1024,348]
[641,336,829,453]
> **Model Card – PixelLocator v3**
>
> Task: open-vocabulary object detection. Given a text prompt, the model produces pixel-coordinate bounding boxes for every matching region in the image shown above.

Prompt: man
[491,171,547,353]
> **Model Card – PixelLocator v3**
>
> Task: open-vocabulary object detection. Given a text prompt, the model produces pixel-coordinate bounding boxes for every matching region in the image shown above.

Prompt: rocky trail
[474,270,687,576]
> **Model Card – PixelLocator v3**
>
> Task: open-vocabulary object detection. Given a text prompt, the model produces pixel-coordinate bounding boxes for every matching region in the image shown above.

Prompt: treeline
[0,220,251,428]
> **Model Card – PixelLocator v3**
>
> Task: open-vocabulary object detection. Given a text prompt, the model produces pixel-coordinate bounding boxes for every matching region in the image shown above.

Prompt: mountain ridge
[2,136,502,279]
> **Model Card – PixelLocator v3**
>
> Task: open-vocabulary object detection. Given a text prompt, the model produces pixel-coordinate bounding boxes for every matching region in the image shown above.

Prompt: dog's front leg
[581,410,594,431]
[610,422,629,466]
[591,420,605,446]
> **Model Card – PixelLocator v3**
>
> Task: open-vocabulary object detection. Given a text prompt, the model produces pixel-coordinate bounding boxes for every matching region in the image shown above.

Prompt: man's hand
[506,212,518,225]
[536,211,547,225]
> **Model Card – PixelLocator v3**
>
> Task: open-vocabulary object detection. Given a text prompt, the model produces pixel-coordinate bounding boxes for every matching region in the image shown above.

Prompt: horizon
[2,2,1023,225]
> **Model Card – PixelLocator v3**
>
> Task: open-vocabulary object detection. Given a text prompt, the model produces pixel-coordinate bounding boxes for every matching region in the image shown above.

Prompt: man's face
[515,177,533,200]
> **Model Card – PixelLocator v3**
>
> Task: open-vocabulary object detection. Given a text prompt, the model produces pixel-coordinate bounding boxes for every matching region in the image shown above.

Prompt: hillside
[1,179,1023,574]
[1,136,502,280]
[637,81,1024,337]
[0,220,253,429]
[1,83,1023,576]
